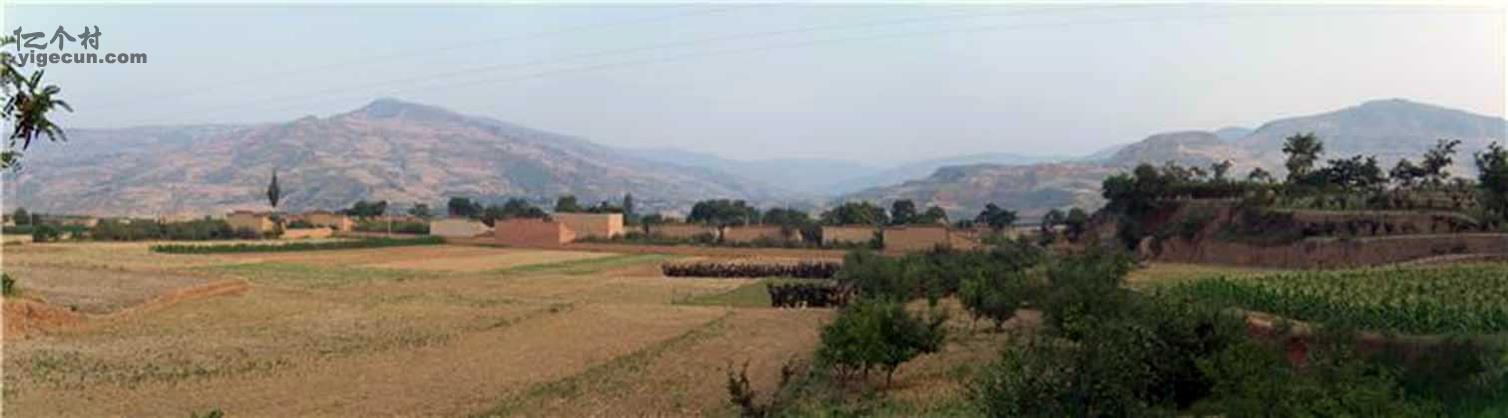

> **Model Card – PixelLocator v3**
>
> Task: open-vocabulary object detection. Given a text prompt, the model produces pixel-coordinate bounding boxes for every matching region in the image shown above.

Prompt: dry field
[0,241,848,417]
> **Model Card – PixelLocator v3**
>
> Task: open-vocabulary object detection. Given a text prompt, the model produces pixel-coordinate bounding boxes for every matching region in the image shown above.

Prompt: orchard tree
[1040,208,1065,236]
[1246,167,1274,184]
[688,199,759,227]
[2,36,72,170]
[1210,160,1233,182]
[1281,133,1324,185]
[1390,159,1426,188]
[344,200,388,218]
[1063,207,1090,242]
[11,208,28,226]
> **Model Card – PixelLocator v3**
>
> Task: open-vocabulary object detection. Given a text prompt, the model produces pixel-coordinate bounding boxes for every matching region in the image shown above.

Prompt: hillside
[842,99,1506,221]
[1,99,782,216]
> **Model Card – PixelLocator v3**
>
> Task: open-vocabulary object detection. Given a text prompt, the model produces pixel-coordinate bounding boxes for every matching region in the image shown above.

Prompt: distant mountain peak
[352,97,459,121]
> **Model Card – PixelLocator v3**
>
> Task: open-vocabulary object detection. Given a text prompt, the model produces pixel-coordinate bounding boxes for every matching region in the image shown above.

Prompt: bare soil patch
[2,265,227,315]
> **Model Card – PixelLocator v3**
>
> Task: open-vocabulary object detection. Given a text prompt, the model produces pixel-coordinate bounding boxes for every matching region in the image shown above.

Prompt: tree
[1040,208,1065,236]
[917,206,948,225]
[1319,155,1385,192]
[1210,160,1234,182]
[959,271,1030,331]
[553,195,582,213]
[820,202,889,226]
[266,169,281,210]
[622,193,636,224]
[11,207,29,226]
[1390,159,1426,188]
[889,199,918,225]
[975,203,1018,232]
[1247,167,1274,184]
[479,198,547,226]
[447,197,482,218]
[1476,142,1508,218]
[1281,133,1324,185]
[344,200,388,218]
[688,199,759,227]
[815,299,945,386]
[1063,207,1089,242]
[408,204,432,219]
[2,36,73,170]
[1421,139,1463,186]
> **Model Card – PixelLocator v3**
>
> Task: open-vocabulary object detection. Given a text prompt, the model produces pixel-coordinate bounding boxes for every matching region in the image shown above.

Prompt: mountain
[1213,126,1253,141]
[841,99,1506,222]
[618,147,880,196]
[2,98,782,216]
[828,152,1068,194]
[841,163,1116,222]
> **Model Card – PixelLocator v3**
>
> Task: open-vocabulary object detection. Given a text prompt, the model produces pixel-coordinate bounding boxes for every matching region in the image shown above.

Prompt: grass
[493,253,672,276]
[1127,263,1286,290]
[677,280,772,308]
[150,236,443,254]
[470,313,730,417]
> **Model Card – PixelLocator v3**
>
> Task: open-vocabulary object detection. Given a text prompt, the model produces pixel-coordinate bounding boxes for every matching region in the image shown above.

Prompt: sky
[3,2,1504,165]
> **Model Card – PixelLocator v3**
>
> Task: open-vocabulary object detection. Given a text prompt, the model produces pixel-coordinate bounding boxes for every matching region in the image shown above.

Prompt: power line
[123,6,1497,125]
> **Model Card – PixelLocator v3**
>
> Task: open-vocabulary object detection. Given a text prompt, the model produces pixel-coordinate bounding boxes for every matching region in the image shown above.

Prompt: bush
[815,298,945,386]
[767,282,847,308]
[150,236,443,254]
[286,219,316,229]
[2,225,34,235]
[2,273,16,297]
[355,219,429,234]
[662,261,840,279]
[31,224,60,242]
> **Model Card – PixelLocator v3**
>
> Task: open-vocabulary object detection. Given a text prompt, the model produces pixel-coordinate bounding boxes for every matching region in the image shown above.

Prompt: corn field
[1170,263,1508,334]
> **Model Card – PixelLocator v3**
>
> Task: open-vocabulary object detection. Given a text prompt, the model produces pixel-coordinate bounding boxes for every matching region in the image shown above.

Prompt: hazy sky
[4,3,1504,164]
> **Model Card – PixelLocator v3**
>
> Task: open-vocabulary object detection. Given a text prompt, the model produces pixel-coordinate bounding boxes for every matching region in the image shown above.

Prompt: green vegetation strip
[198,262,426,288]
[470,314,730,417]
[150,236,444,254]
[494,253,672,276]
[1168,263,1508,334]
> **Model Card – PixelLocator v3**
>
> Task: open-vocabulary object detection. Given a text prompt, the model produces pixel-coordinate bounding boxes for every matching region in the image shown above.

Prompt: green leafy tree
[447,197,482,218]
[11,207,29,226]
[408,203,432,219]
[1390,158,1427,188]
[820,201,889,226]
[1247,167,1274,184]
[815,298,945,386]
[917,206,948,225]
[2,36,73,170]
[1040,208,1065,236]
[1476,142,1508,218]
[688,199,759,227]
[1421,138,1463,186]
[975,203,1017,232]
[344,200,388,218]
[889,199,918,225]
[1063,207,1089,242]
[959,271,1031,331]
[1281,132,1324,185]
[1210,160,1234,182]
[553,195,582,213]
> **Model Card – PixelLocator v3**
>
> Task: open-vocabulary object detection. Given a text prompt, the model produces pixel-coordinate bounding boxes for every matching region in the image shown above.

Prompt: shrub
[767,281,847,308]
[1039,249,1136,340]
[31,224,60,242]
[815,298,945,386]
[662,261,840,279]
[2,225,34,235]
[2,273,16,297]
[286,219,315,229]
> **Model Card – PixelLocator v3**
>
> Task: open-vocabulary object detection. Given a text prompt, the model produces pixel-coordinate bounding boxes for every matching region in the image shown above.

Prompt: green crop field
[1169,263,1508,334]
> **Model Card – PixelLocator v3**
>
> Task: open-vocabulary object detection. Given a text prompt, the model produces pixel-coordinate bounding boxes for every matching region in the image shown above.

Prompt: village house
[721,224,800,244]
[304,211,355,232]
[492,218,575,246]
[821,225,877,246]
[225,211,276,234]
[429,218,491,238]
[551,213,623,239]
